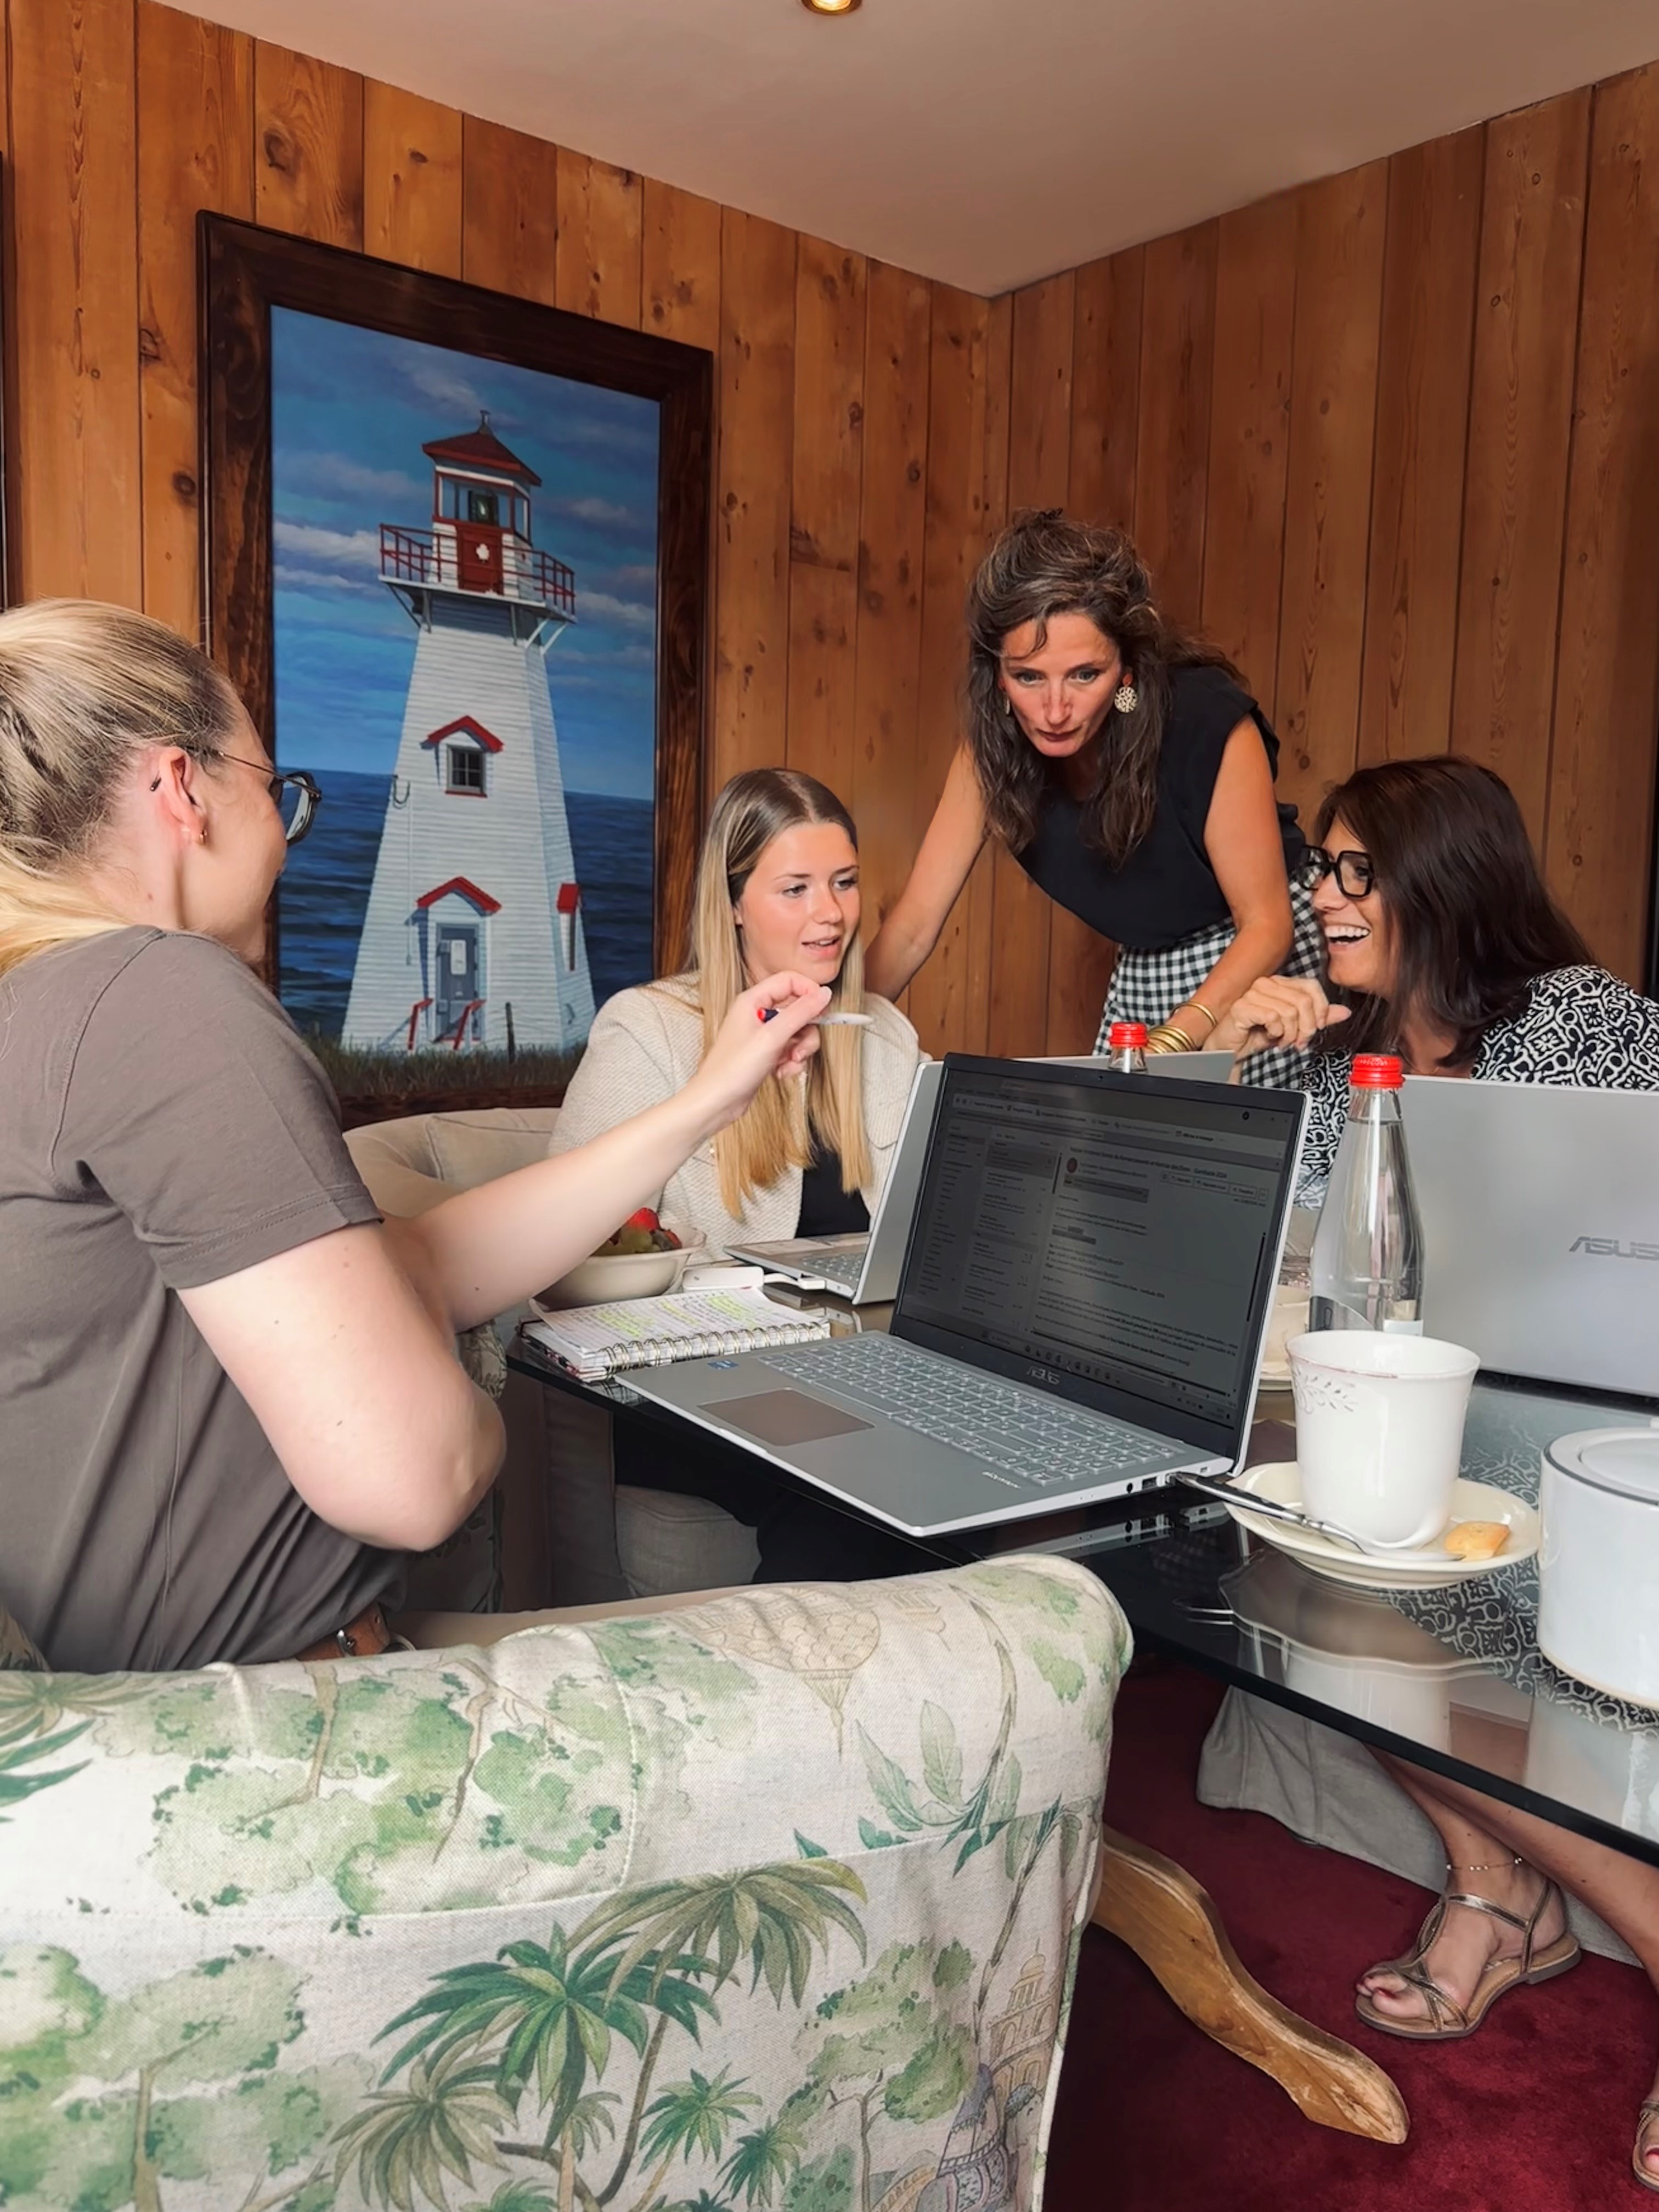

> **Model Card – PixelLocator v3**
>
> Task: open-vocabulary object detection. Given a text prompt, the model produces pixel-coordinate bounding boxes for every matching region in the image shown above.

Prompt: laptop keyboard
[810,1248,865,1293]
[759,1331,1165,1490]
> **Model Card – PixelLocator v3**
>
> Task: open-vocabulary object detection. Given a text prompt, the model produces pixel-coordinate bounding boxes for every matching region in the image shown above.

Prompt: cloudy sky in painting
[270,308,659,799]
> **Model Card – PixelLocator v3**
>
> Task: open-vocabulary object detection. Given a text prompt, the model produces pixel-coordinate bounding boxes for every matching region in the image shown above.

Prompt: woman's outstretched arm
[387,971,830,1330]
[864,746,989,1000]
[180,972,830,1555]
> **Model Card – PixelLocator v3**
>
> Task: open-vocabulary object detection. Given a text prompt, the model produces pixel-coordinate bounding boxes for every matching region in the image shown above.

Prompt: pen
[757,1007,873,1025]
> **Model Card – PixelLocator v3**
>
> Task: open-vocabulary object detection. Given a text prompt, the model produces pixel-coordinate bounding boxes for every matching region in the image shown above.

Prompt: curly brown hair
[964,509,1237,866]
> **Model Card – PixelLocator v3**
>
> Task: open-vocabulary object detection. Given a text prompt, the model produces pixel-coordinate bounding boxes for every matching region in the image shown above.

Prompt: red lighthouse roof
[420,411,542,487]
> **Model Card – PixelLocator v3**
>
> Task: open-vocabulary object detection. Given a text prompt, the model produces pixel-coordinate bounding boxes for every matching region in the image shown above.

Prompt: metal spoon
[1170,1470,1459,1563]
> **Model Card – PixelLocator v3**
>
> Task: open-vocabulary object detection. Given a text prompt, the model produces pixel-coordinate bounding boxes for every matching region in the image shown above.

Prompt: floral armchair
[0,1557,1129,2212]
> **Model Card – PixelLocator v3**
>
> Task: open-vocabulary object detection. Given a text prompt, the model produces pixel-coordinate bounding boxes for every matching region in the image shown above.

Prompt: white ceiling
[194,0,1659,295]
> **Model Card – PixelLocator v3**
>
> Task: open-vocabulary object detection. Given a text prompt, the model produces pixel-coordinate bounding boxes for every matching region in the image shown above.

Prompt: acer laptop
[727,1061,944,1304]
[1402,1078,1659,1397]
[627,1057,1308,1537]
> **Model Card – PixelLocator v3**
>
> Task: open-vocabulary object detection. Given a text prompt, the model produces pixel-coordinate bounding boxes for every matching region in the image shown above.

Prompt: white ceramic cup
[1287,1331,1480,1549]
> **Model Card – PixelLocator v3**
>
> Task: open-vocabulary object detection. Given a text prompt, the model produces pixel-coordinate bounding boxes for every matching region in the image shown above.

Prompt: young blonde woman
[551,767,931,1583]
[552,767,923,1255]
[0,600,830,1673]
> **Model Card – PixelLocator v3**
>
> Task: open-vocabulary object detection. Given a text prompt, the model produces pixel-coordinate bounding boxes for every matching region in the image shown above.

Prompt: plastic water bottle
[1310,1053,1425,1333]
[1107,1022,1147,1074]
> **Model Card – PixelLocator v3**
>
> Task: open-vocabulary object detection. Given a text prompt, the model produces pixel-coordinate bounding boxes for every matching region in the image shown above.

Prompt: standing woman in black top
[866,511,1322,1078]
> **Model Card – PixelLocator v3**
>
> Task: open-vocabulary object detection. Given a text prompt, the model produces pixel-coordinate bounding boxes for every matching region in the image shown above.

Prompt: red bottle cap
[1109,1022,1148,1049]
[1350,1053,1404,1090]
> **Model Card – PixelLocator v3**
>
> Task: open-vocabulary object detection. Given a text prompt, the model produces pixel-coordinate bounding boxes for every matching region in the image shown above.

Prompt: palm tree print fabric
[0,1558,1128,2212]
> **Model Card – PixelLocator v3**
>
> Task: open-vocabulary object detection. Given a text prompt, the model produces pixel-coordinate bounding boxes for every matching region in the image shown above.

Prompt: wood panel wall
[9,4,1659,1058]
[998,58,1659,1009]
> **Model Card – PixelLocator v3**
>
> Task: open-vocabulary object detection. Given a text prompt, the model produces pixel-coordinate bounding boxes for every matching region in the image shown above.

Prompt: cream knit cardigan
[550,977,924,1255]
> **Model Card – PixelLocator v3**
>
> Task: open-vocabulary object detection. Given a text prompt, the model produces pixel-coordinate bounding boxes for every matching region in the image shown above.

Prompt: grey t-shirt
[1,927,396,1671]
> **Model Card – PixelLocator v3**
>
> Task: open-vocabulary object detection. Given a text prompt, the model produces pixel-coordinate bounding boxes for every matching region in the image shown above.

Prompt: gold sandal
[1354,1873,1580,2041]
[1634,2100,1659,2194]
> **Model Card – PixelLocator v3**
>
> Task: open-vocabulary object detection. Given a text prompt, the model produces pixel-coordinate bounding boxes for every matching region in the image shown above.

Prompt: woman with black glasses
[0,600,828,1674]
[1210,754,1659,1199]
[1207,753,1659,2192]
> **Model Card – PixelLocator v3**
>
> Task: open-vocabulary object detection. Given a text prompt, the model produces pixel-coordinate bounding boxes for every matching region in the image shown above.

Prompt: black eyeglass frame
[1300,846,1375,900]
[148,754,322,847]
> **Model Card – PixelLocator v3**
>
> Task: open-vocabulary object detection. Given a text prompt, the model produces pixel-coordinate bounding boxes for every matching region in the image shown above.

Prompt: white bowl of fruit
[532,1209,705,1311]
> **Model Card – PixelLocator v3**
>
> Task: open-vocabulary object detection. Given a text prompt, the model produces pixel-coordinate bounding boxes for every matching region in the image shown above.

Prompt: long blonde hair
[0,599,245,980]
[681,768,871,1217]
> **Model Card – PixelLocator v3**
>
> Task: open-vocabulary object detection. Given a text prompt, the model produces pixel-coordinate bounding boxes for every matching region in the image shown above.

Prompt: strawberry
[624,1207,659,1232]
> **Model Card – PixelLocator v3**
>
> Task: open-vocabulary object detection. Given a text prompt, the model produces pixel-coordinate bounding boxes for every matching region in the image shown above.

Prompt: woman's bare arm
[177,973,831,1555]
[180,1229,506,1554]
[864,746,988,1000]
[1169,720,1299,1036]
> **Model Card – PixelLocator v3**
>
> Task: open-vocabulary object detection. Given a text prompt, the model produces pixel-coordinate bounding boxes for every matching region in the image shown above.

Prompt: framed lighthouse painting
[200,217,710,1120]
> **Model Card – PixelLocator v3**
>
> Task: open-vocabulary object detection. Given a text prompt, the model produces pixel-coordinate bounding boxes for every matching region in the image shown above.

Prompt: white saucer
[1223,1464,1541,1589]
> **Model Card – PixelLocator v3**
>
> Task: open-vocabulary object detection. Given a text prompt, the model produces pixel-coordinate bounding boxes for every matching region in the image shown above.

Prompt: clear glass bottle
[1310,1053,1425,1333]
[1107,1021,1147,1074]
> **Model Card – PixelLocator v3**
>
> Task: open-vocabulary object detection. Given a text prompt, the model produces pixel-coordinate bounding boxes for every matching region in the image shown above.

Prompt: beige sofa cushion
[345,1107,561,1216]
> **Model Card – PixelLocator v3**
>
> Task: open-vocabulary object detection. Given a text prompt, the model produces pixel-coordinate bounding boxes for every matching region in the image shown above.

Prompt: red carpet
[1046,1661,1658,2210]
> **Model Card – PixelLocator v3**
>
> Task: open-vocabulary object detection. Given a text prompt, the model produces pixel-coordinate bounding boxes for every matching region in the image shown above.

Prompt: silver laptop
[726,1061,944,1304]
[1403,1077,1659,1396]
[629,1057,1308,1536]
[1042,1049,1237,1082]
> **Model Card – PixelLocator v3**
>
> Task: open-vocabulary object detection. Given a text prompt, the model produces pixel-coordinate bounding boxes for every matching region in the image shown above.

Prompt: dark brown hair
[1314,756,1592,1066]
[964,509,1237,865]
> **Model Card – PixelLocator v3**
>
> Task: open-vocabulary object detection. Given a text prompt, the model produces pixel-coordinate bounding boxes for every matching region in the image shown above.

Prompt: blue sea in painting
[269,307,662,1052]
[279,770,654,1041]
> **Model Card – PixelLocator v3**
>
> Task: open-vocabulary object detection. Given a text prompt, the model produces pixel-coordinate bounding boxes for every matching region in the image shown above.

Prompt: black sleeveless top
[1012,663,1305,951]
[797,1146,871,1239]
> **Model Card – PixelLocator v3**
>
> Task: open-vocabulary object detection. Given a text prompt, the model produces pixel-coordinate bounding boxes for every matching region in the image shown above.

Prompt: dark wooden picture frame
[199,215,710,1119]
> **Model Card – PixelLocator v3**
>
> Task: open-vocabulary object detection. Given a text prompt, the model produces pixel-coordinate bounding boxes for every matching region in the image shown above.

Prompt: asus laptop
[726,1061,944,1304]
[628,1056,1308,1536]
[1403,1077,1659,1397]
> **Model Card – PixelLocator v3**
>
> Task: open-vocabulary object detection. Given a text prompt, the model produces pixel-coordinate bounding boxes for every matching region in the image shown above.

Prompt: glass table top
[1046,1374,1659,1869]
[511,1309,1659,1866]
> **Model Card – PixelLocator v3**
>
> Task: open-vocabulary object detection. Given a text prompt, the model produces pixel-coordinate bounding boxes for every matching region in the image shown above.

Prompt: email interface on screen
[897,1068,1297,1433]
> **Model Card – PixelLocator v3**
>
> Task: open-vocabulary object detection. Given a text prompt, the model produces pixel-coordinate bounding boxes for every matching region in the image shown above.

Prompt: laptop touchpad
[710,1390,873,1446]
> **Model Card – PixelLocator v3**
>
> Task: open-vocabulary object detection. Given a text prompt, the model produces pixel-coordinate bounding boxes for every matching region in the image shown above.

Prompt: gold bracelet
[1178,998,1220,1036]
[1146,1024,1198,1055]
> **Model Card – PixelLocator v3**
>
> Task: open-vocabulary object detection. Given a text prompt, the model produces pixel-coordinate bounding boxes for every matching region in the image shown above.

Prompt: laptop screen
[893,1057,1305,1455]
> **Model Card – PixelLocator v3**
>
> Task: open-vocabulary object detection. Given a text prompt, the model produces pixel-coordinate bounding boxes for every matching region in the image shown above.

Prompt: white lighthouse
[341,414,596,1054]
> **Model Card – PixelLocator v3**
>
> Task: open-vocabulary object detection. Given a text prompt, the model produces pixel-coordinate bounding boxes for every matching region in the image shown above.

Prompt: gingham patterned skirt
[1092,873,1324,1091]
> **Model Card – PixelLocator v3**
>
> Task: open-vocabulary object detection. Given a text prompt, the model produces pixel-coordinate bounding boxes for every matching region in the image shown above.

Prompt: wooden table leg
[1091,1824,1409,2144]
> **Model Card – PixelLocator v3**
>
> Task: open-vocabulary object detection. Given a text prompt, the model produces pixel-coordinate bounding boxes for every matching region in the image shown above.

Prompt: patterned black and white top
[1296,964,1659,1206]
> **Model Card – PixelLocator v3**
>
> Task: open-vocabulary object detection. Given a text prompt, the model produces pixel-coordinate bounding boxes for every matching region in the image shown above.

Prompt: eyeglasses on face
[1300,847,1375,900]
[150,753,323,847]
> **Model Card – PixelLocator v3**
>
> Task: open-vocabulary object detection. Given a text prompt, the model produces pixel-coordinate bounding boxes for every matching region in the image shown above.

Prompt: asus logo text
[1570,1236,1659,1261]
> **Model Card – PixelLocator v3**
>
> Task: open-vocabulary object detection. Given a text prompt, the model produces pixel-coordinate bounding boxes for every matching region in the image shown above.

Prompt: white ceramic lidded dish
[1538,1428,1659,1708]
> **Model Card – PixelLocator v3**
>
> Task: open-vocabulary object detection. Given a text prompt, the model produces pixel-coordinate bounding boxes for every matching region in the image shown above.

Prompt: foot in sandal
[1636,2072,1659,2195]
[1354,1854,1579,2040]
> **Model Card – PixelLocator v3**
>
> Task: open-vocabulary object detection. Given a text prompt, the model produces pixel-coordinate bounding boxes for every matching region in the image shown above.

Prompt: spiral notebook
[524,1284,833,1382]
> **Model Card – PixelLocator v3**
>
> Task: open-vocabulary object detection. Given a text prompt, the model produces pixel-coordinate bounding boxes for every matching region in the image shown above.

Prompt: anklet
[1447,1854,1523,1873]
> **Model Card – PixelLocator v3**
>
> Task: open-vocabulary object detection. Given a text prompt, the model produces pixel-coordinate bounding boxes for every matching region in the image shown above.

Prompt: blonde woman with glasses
[550,767,930,1584]
[0,600,830,1673]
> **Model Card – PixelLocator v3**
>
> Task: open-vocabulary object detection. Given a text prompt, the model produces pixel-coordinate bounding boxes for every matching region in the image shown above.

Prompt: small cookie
[1443,1519,1509,1561]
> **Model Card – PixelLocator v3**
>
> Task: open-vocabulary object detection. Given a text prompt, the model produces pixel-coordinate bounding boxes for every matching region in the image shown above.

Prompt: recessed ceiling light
[800,0,861,13]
